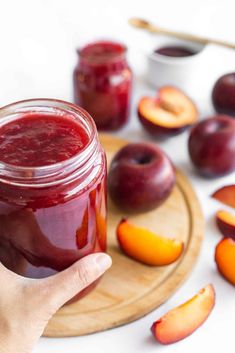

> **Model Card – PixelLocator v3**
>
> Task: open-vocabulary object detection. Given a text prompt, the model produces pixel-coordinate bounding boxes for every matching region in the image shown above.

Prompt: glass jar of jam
[0,99,107,299]
[73,40,133,130]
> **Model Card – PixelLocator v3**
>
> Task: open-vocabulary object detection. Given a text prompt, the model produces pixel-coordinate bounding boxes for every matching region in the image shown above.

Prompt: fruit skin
[212,73,235,117]
[212,185,235,208]
[116,219,184,266]
[188,115,235,177]
[215,237,235,285]
[151,284,215,345]
[138,86,198,137]
[216,210,235,240]
[108,142,176,212]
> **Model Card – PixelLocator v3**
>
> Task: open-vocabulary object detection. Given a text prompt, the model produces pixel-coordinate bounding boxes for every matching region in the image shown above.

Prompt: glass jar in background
[0,99,107,300]
[73,40,133,130]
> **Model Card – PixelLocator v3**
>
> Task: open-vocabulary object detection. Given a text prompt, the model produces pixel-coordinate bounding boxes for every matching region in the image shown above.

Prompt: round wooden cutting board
[44,134,204,338]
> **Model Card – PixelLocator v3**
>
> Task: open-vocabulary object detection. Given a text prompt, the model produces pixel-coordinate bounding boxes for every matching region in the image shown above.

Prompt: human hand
[0,253,111,353]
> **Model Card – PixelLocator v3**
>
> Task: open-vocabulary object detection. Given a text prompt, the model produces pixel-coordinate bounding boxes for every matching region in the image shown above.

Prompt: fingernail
[95,253,112,272]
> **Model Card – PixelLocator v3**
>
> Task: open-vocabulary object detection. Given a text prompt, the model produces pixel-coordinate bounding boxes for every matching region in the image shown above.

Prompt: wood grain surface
[44,134,204,337]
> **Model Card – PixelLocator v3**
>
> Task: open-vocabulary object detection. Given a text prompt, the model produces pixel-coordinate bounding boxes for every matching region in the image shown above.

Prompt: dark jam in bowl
[155,45,196,57]
[0,100,107,300]
[73,40,133,130]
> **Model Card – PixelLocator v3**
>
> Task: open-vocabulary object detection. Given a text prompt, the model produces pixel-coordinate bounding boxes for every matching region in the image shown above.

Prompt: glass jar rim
[77,40,127,64]
[0,98,99,186]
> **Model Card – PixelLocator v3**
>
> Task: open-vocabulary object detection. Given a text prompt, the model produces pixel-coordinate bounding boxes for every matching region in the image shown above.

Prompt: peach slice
[215,237,235,285]
[151,284,215,344]
[212,185,235,208]
[216,210,235,240]
[116,219,184,266]
[138,86,198,137]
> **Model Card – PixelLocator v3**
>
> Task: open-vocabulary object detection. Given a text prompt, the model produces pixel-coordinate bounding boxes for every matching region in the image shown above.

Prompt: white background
[0,1,235,352]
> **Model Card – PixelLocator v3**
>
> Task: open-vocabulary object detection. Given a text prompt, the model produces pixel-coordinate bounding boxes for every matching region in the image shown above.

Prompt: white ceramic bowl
[147,37,206,95]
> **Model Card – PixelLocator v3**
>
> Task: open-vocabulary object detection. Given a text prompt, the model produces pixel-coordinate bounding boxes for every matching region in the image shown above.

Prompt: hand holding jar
[0,99,107,301]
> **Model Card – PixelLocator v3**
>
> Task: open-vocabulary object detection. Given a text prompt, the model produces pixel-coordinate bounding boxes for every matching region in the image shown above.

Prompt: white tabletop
[1,1,235,352]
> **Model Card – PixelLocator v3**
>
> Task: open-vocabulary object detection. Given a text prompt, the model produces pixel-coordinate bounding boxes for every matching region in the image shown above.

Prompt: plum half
[138,86,198,137]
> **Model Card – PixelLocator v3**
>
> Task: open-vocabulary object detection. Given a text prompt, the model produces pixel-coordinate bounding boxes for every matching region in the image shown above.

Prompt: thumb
[40,253,112,311]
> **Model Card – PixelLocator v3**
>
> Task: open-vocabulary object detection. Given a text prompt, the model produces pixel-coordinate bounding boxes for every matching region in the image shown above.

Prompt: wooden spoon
[129,18,235,50]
